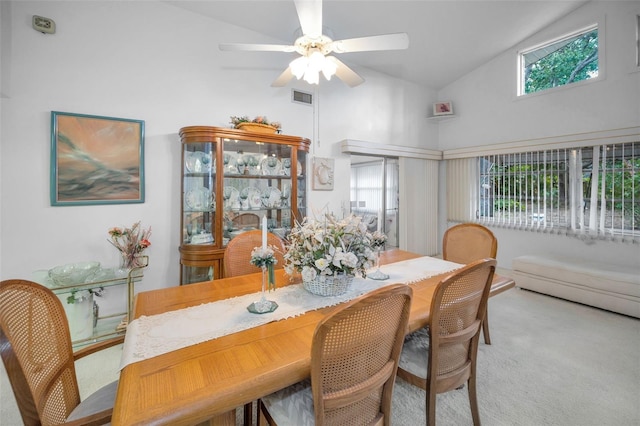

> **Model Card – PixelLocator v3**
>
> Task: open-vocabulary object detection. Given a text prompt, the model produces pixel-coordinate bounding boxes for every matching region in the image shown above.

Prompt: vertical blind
[446,158,477,222]
[447,142,639,243]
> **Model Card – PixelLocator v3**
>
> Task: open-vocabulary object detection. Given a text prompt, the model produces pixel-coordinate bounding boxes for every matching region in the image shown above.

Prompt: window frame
[517,23,602,97]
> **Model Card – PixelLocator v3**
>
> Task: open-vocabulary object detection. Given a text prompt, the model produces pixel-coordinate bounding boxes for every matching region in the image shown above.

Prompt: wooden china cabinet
[179,126,310,285]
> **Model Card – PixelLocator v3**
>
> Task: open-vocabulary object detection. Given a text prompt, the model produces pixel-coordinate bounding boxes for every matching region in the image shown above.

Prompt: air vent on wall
[292,89,313,106]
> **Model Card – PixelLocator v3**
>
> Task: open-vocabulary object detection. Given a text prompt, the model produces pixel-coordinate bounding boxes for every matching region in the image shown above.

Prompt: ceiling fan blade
[219,43,295,52]
[294,0,322,38]
[327,56,364,87]
[330,33,409,53]
[271,67,295,87]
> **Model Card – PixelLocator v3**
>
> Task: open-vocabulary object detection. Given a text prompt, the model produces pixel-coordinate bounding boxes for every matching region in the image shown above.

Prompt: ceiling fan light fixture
[321,57,337,80]
[303,70,320,85]
[290,56,308,79]
[308,50,325,69]
[290,49,335,85]
[220,0,408,88]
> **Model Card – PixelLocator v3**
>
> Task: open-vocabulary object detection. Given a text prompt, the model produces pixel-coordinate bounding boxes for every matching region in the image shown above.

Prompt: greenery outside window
[474,142,639,243]
[518,25,599,96]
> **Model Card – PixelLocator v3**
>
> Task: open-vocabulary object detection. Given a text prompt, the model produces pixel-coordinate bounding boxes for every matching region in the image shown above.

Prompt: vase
[120,252,147,270]
[59,292,94,341]
[117,252,147,278]
[303,273,354,297]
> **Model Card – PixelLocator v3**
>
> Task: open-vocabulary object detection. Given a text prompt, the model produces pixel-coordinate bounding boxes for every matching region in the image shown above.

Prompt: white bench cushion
[512,255,640,298]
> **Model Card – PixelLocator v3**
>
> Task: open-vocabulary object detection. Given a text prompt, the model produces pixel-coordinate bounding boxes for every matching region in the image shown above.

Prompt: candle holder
[247,266,278,314]
[368,247,390,280]
[368,231,389,281]
[247,246,278,314]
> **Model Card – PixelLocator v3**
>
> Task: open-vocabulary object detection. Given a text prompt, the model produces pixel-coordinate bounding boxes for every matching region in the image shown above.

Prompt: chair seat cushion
[261,379,315,425]
[398,328,430,379]
[66,380,118,422]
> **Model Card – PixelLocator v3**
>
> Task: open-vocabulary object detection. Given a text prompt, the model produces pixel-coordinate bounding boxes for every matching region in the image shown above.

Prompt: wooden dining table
[112,249,514,425]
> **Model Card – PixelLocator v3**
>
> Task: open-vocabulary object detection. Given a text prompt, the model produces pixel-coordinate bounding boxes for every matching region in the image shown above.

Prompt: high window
[519,25,599,96]
[469,142,639,242]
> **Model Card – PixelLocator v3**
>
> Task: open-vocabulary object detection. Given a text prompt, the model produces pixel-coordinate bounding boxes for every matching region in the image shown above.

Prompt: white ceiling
[167,0,590,90]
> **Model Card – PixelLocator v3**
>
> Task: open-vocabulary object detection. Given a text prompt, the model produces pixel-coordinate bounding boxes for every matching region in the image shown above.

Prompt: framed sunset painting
[50,111,145,206]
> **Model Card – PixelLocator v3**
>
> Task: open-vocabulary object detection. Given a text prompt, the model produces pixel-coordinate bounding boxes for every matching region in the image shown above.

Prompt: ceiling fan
[219,0,409,87]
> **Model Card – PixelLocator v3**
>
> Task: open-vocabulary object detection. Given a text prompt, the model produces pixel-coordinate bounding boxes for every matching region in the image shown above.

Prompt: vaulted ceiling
[168,0,590,90]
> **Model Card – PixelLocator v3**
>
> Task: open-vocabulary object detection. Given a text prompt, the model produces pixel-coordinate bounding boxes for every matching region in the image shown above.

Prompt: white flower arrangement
[283,214,377,282]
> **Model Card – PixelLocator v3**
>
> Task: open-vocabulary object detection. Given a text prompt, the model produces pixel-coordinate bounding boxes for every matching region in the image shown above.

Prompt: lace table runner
[120,256,461,369]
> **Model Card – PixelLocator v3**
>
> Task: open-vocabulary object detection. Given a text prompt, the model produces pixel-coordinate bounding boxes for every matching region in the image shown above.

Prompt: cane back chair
[0,279,124,425]
[259,284,413,426]
[232,213,261,229]
[224,230,286,278]
[397,259,496,426]
[442,223,498,344]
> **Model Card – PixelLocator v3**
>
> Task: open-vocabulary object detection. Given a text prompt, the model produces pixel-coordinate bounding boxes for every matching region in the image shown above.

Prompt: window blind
[447,142,639,243]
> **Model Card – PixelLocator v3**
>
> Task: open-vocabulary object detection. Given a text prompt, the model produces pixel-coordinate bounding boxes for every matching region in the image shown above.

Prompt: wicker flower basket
[303,274,354,297]
[236,122,278,134]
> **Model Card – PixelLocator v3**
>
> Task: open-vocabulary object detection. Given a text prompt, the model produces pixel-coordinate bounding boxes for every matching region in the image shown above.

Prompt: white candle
[262,215,267,251]
[377,210,382,232]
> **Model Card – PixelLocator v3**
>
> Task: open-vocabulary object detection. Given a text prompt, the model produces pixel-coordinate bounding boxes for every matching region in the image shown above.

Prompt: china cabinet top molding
[179,126,311,150]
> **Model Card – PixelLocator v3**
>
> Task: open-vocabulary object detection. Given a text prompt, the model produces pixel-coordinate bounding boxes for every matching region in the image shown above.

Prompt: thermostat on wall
[32,15,56,34]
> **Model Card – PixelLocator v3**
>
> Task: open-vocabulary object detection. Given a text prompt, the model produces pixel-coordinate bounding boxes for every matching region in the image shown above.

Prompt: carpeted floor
[1,287,639,425]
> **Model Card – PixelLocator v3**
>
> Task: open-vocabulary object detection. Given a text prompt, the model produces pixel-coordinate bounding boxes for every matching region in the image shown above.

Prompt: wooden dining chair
[397,258,496,426]
[0,279,124,426]
[232,212,261,229]
[442,223,498,344]
[224,230,287,278]
[258,283,413,426]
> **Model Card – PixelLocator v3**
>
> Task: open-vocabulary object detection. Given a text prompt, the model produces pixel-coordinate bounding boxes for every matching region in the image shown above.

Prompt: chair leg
[257,399,276,426]
[468,375,481,426]
[426,387,437,426]
[482,309,491,345]
[244,402,253,426]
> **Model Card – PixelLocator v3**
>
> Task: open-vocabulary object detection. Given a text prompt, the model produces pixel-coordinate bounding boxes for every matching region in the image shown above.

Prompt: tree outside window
[520,26,598,95]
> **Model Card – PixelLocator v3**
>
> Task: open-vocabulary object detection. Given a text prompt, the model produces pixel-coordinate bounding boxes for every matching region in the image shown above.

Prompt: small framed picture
[51,111,145,206]
[433,101,453,116]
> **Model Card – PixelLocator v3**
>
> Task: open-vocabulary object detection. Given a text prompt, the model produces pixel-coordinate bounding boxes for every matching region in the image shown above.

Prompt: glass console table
[33,257,147,347]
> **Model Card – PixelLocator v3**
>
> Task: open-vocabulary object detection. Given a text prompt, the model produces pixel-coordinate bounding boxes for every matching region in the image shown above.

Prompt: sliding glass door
[350,156,400,248]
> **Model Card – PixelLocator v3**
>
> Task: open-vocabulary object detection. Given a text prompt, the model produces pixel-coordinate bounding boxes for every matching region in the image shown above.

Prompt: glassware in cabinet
[182,140,216,246]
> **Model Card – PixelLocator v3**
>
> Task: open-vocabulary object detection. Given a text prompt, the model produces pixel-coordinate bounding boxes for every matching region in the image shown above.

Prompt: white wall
[0,0,435,304]
[437,1,640,269]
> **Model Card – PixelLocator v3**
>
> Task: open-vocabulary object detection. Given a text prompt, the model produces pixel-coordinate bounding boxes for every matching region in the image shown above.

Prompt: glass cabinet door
[296,150,307,223]
[181,264,214,284]
[182,141,216,246]
[221,137,305,244]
